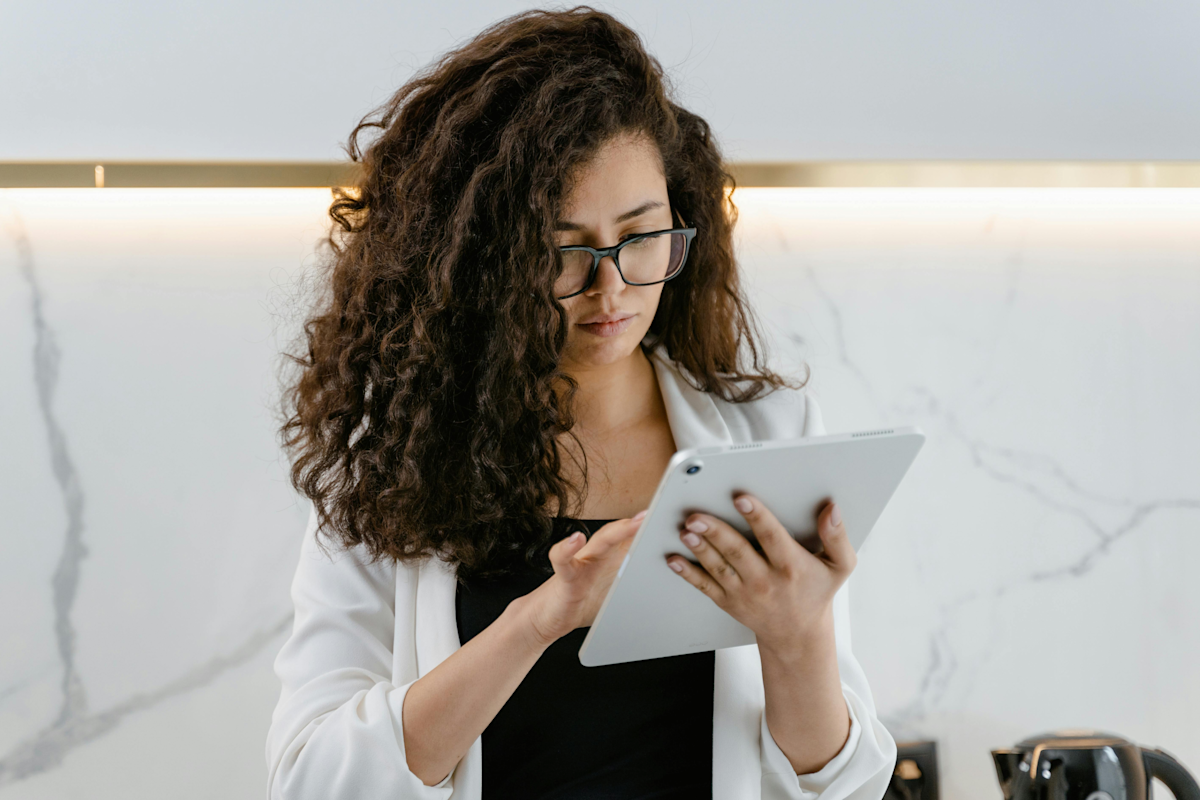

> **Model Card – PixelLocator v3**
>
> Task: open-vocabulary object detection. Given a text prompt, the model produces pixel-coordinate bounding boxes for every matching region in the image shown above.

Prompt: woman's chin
[563,327,645,369]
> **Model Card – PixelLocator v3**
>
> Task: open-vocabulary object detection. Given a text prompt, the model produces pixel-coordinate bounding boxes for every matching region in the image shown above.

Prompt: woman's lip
[578,316,635,337]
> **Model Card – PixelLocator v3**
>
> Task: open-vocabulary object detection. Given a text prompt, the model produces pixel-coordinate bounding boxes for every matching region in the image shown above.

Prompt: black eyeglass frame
[554,212,697,300]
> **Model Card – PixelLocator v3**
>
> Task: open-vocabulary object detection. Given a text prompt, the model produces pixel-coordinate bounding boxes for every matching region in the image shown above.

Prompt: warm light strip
[3,161,1200,188]
[729,187,1200,250]
[0,162,359,188]
[731,161,1200,188]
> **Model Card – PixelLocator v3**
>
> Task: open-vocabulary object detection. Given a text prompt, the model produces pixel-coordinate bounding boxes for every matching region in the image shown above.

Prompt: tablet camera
[683,460,703,475]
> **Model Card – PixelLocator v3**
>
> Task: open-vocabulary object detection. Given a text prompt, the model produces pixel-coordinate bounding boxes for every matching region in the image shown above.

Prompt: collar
[643,338,735,451]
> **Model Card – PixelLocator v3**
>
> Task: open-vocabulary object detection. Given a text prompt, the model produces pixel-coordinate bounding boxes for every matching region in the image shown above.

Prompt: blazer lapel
[645,342,735,451]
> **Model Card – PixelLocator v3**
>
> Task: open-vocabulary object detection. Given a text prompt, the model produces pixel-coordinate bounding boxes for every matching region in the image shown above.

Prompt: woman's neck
[560,345,661,438]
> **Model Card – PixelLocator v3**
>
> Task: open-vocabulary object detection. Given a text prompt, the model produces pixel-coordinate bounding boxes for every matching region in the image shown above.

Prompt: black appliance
[886,741,939,800]
[992,731,1200,800]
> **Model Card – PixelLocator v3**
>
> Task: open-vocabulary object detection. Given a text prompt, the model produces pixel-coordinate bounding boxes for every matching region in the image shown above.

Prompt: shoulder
[294,503,402,593]
[711,381,826,441]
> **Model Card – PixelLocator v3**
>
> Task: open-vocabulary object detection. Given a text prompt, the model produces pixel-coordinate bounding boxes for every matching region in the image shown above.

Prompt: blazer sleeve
[265,505,456,799]
[759,391,899,800]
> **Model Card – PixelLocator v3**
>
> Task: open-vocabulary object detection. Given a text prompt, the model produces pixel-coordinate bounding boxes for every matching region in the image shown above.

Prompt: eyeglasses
[554,213,697,300]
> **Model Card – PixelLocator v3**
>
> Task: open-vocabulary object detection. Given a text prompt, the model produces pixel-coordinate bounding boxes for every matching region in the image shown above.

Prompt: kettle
[992,731,1200,800]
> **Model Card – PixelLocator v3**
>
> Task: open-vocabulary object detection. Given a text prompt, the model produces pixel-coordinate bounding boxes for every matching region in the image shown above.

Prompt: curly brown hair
[278,6,803,579]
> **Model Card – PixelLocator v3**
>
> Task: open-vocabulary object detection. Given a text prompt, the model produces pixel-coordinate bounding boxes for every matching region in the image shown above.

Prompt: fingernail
[633,509,648,521]
[571,531,584,543]
[668,560,683,573]
[830,503,842,527]
[682,532,701,548]
[734,497,753,514]
[685,519,708,533]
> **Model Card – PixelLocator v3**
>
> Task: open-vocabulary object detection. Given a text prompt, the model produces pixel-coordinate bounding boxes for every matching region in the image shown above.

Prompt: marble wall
[1,186,1197,799]
[736,188,1200,799]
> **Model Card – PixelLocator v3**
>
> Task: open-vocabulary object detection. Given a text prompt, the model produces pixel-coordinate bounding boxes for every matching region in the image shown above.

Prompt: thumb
[818,501,857,574]
[549,531,587,579]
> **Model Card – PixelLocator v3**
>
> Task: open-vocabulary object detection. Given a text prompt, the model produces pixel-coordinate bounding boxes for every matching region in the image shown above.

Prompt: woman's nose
[587,254,626,293]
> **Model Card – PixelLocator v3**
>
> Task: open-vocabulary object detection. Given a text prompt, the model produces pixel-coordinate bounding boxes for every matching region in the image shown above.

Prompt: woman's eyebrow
[554,200,665,231]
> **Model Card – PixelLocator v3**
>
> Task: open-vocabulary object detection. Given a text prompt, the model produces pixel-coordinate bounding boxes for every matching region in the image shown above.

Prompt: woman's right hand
[520,511,647,649]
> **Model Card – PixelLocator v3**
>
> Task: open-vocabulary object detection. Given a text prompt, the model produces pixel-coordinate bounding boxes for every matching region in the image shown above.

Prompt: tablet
[578,426,925,667]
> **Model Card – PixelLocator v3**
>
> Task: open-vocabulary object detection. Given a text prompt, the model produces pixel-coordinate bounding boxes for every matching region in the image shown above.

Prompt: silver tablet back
[578,427,925,667]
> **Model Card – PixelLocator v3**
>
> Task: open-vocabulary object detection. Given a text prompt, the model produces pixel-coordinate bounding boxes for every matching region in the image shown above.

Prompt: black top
[455,517,714,799]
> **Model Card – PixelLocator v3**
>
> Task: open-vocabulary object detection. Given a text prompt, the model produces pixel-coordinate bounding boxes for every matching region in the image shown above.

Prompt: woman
[267,7,896,799]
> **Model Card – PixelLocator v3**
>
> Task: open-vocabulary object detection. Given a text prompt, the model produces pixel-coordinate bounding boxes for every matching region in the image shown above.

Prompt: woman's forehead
[559,136,669,226]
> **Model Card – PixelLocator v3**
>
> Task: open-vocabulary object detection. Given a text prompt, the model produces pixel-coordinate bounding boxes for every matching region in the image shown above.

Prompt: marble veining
[766,207,1198,727]
[0,616,290,783]
[1,190,319,797]
[0,214,296,785]
[885,389,1200,727]
[5,214,90,761]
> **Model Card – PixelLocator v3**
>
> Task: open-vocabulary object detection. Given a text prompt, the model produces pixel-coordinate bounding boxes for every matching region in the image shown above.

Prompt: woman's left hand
[666,494,855,653]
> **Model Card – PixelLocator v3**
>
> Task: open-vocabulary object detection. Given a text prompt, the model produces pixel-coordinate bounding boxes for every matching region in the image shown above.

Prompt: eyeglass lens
[556,232,687,297]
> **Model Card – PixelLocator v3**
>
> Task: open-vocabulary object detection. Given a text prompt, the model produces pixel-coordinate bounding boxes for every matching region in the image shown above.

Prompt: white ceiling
[3,0,1198,161]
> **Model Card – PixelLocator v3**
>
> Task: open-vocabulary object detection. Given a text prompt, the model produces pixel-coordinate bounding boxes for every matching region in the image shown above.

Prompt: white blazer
[266,341,898,800]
